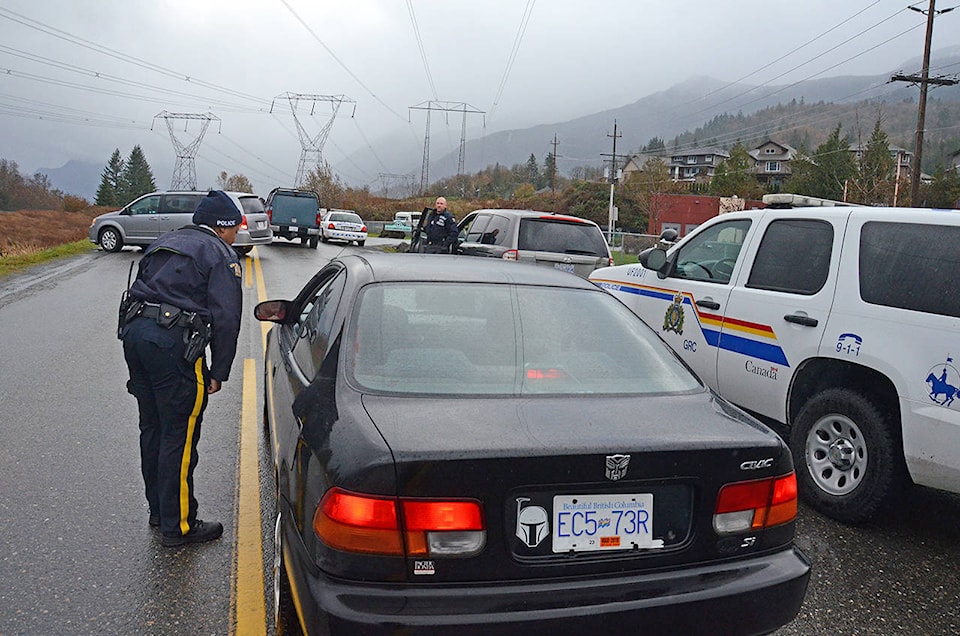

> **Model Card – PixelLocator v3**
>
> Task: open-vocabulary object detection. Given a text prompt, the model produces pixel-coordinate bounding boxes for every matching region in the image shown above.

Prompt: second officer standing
[121,190,243,547]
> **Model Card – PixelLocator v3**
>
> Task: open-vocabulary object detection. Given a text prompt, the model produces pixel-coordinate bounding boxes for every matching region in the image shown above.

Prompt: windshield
[272,193,318,216]
[350,282,700,396]
[330,212,362,223]
[518,218,609,256]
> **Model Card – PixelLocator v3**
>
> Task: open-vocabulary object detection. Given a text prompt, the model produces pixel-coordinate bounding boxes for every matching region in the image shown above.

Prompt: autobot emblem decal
[662,294,685,335]
[605,454,630,481]
[515,497,549,548]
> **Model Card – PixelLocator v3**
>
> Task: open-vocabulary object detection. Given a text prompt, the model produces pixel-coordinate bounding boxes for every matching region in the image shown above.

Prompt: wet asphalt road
[1,237,959,635]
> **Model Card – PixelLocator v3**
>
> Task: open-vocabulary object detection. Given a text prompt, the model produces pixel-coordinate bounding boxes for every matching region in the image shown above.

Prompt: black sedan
[255,253,810,636]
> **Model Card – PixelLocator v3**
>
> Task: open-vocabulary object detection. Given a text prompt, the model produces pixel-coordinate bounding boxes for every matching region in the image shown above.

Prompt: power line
[488,0,536,122]
[406,0,438,100]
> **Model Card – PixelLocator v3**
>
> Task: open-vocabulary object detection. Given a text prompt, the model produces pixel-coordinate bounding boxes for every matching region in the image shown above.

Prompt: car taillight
[239,214,248,230]
[713,472,797,534]
[327,222,336,229]
[608,257,615,266]
[316,211,323,225]
[314,488,486,557]
[266,207,272,223]
[361,225,367,232]
[501,249,518,261]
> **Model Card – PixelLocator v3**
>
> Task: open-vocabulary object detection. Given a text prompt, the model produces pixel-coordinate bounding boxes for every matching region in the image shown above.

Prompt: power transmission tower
[409,101,484,194]
[378,172,416,198]
[890,0,957,206]
[271,93,357,187]
[153,111,220,190]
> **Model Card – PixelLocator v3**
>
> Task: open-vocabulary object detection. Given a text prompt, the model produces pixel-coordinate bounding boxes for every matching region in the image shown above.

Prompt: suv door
[121,194,162,241]
[457,212,511,258]
[638,217,752,389]
[158,193,203,235]
[716,214,844,422]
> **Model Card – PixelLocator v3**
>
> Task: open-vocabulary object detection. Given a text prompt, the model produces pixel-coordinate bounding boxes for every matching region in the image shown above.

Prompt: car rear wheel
[274,510,302,635]
[791,388,908,524]
[309,236,319,249]
[98,227,123,252]
[357,240,365,247]
[320,234,329,244]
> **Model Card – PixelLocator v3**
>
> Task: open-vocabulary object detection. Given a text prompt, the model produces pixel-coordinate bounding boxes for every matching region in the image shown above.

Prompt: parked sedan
[255,253,809,636]
[320,209,366,246]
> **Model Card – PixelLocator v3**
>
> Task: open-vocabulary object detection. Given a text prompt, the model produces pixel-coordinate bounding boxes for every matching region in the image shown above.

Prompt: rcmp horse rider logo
[926,357,960,408]
[662,293,685,335]
[605,454,631,481]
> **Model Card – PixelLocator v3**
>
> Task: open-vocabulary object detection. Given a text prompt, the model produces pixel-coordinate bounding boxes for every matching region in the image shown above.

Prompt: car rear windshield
[518,218,609,256]
[329,212,362,223]
[239,196,265,214]
[271,193,318,215]
[349,282,701,396]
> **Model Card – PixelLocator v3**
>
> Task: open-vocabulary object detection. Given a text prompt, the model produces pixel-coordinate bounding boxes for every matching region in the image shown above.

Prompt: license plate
[257,221,266,229]
[552,493,662,553]
[289,225,298,231]
[554,263,575,273]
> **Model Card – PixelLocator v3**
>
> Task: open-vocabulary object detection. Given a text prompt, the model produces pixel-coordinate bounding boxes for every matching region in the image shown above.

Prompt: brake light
[361,225,367,232]
[527,368,565,379]
[713,472,797,534]
[239,214,248,230]
[327,222,336,229]
[502,249,518,261]
[316,211,323,225]
[314,488,486,557]
[266,207,272,223]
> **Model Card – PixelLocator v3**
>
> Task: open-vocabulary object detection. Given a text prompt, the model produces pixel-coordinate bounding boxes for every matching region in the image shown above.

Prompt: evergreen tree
[543,152,557,191]
[525,153,540,187]
[926,164,960,208]
[95,149,125,206]
[709,142,759,198]
[788,124,857,201]
[851,116,894,205]
[120,145,157,202]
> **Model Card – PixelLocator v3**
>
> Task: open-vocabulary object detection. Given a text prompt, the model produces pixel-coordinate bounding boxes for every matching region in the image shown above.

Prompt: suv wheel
[791,388,908,524]
[309,236,319,249]
[98,227,123,253]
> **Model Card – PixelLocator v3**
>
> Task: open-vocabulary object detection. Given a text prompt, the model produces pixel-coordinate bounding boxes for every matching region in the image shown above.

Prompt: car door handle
[784,314,818,327]
[696,299,720,310]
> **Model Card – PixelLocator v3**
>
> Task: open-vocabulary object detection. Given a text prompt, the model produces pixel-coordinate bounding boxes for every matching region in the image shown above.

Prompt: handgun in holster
[117,293,144,339]
[182,315,210,362]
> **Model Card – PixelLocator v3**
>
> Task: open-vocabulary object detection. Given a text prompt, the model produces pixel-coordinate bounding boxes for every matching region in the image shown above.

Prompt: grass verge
[0,240,96,279]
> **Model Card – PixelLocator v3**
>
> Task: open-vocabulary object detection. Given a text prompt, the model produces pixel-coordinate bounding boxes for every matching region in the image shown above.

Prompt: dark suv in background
[264,187,323,248]
[456,209,613,278]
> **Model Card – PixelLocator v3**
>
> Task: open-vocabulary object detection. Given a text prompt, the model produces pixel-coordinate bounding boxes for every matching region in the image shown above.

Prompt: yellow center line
[234,246,269,635]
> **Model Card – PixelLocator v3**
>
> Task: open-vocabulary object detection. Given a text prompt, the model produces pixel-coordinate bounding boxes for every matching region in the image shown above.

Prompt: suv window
[238,196,265,214]
[747,219,833,294]
[673,218,751,283]
[129,195,161,215]
[482,214,510,245]
[462,213,491,243]
[269,191,319,215]
[517,218,607,256]
[860,221,960,318]
[159,193,202,214]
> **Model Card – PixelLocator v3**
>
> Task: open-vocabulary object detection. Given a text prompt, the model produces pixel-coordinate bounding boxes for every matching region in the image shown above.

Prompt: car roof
[345,252,602,288]
[466,208,602,226]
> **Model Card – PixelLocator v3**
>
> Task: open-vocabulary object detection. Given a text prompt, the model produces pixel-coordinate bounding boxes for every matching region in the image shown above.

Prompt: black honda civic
[255,252,809,636]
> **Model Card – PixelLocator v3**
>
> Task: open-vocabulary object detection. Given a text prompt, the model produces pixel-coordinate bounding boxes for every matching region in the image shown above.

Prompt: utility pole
[152,111,220,190]
[601,120,622,241]
[409,101,484,195]
[550,134,559,196]
[891,0,957,206]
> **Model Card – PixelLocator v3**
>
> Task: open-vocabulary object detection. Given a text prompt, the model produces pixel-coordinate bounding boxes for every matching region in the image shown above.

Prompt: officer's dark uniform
[120,191,242,546]
[423,208,459,254]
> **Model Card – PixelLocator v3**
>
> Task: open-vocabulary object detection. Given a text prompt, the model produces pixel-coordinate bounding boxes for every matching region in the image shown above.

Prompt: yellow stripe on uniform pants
[179,355,206,535]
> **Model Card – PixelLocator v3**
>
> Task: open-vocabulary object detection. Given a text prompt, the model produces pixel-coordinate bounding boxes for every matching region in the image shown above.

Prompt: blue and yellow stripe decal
[594,278,789,366]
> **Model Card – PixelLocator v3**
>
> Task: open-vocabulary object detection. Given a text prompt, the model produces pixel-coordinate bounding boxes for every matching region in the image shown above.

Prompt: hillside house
[748,141,797,189]
[667,147,729,182]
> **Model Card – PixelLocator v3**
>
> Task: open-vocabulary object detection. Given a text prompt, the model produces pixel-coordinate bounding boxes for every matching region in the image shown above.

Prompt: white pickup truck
[591,206,960,524]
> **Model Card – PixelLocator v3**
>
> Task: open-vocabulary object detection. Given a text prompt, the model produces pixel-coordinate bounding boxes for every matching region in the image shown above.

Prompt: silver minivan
[455,209,613,278]
[89,190,272,256]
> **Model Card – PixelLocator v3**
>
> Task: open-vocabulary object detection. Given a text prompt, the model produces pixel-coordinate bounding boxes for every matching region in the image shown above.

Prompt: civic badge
[515,497,549,548]
[605,454,630,481]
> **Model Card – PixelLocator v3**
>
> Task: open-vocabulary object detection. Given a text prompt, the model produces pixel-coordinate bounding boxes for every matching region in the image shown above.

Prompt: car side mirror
[638,247,668,272]
[254,299,293,323]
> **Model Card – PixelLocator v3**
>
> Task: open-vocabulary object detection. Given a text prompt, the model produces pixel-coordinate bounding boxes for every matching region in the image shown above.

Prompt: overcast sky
[1,0,959,196]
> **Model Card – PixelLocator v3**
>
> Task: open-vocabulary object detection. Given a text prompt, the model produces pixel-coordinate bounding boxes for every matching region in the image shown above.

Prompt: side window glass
[291,271,347,377]
[672,219,751,283]
[462,214,490,243]
[747,219,833,294]
[129,195,161,215]
[160,194,203,214]
[482,215,510,245]
[860,222,960,318]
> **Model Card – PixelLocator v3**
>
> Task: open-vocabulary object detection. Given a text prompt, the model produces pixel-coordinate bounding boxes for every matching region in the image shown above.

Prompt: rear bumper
[234,229,273,247]
[324,229,367,242]
[289,542,810,636]
[272,224,320,237]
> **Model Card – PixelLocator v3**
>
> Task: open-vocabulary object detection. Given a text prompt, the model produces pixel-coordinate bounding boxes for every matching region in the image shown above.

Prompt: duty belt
[138,302,196,329]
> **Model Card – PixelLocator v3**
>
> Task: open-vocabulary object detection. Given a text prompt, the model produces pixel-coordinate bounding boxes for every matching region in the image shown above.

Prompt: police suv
[591,206,960,524]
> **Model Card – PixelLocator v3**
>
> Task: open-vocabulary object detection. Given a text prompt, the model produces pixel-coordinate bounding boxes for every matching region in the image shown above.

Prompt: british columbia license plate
[552,493,662,553]
[554,262,575,273]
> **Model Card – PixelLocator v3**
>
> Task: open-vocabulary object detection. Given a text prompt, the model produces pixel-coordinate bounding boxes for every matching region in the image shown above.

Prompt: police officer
[121,190,243,547]
[423,196,458,254]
